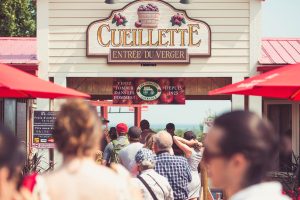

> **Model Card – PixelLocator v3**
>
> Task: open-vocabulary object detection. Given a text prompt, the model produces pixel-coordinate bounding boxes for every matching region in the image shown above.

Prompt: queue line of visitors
[0,99,291,200]
[102,120,200,200]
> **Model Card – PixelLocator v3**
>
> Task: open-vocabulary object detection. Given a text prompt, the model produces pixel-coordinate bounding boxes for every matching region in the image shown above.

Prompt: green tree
[0,0,36,37]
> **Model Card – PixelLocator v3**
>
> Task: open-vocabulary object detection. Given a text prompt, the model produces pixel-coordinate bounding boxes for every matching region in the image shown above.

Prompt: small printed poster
[113,78,185,105]
[33,111,57,149]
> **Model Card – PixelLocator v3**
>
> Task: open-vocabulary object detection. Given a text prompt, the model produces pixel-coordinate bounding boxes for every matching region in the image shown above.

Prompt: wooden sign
[87,0,211,64]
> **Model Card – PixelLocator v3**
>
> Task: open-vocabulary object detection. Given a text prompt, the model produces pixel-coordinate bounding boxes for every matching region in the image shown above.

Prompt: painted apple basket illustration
[136,4,160,28]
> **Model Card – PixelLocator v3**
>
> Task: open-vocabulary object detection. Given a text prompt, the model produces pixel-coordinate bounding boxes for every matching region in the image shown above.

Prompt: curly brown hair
[53,99,101,157]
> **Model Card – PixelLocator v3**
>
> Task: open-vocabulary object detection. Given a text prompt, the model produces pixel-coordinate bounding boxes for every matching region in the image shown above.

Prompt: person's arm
[102,143,112,165]
[173,136,193,158]
[185,160,192,183]
[174,136,199,147]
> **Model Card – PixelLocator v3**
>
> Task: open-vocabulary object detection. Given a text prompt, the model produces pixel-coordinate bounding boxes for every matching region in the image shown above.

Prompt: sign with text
[108,48,188,63]
[33,111,57,149]
[113,78,185,104]
[87,0,211,64]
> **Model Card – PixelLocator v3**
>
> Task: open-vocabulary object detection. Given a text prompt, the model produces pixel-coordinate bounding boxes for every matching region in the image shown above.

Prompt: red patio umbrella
[0,64,90,98]
[209,64,300,101]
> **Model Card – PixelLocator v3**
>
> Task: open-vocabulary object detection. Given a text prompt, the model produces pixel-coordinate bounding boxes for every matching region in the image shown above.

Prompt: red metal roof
[0,37,37,64]
[260,38,300,65]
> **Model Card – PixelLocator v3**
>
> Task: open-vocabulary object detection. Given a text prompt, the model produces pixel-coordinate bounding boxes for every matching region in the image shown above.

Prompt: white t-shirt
[230,182,290,200]
[119,142,144,176]
[133,169,174,200]
[43,159,141,200]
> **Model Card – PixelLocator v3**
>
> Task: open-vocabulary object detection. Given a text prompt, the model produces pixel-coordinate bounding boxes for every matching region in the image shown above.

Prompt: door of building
[264,100,299,172]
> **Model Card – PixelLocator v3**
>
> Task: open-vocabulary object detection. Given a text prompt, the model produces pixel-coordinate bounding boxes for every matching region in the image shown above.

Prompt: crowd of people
[0,99,292,200]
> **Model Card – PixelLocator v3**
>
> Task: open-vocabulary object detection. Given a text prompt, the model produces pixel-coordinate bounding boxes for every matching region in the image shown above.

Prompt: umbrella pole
[49,99,54,170]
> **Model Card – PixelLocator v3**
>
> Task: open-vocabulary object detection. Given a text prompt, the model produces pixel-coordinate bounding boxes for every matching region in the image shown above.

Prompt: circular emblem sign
[136,81,162,101]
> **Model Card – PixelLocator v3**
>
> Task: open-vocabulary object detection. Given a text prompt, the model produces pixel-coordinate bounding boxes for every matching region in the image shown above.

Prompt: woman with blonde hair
[43,99,141,200]
[173,131,204,200]
[143,131,156,151]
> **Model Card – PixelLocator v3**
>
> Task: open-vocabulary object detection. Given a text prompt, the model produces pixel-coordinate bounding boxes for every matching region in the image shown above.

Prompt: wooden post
[201,163,209,200]
[49,99,54,170]
[134,106,142,127]
[28,99,33,151]
[101,105,108,120]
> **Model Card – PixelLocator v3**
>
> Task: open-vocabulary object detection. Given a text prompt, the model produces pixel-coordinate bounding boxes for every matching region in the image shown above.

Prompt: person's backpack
[110,139,129,163]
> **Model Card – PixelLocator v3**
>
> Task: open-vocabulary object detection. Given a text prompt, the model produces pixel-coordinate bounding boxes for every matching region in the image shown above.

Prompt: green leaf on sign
[182,18,186,24]
[112,18,116,24]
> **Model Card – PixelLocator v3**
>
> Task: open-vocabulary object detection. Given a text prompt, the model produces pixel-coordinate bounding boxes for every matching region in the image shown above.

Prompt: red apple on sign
[135,21,142,28]
[172,78,185,90]
[114,14,120,21]
[159,78,171,90]
[174,92,185,104]
[135,78,147,87]
[119,99,133,105]
[160,92,174,104]
[141,99,159,105]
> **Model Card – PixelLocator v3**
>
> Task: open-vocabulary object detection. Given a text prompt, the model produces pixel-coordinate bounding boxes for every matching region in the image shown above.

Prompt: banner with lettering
[113,78,185,104]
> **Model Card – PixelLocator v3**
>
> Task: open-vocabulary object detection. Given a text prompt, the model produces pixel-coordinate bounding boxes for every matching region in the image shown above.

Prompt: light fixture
[105,0,115,4]
[180,0,190,4]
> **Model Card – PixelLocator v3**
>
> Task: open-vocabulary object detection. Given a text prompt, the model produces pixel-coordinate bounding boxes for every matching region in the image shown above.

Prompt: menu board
[33,111,57,149]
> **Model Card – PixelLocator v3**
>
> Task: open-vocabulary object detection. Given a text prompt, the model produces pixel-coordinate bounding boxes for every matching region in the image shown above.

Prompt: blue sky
[262,0,300,37]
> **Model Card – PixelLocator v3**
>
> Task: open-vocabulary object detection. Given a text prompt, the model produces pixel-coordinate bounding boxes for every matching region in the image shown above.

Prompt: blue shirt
[155,152,192,200]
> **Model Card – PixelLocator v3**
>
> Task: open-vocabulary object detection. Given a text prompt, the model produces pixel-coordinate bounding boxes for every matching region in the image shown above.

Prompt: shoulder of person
[137,143,144,147]
[153,172,171,185]
[105,142,113,150]
[118,147,127,156]
[174,155,188,162]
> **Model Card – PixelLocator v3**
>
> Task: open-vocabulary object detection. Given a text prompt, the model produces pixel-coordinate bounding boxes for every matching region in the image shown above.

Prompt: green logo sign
[136,81,162,101]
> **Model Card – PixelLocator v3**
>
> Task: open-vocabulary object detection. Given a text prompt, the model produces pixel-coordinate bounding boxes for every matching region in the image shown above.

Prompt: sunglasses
[202,148,224,163]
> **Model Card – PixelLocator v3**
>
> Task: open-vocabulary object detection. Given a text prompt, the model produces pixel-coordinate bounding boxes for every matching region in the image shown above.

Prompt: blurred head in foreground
[53,99,101,158]
[203,111,279,197]
[0,125,25,200]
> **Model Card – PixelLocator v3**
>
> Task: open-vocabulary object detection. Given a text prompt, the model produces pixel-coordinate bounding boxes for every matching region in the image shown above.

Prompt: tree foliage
[0,0,36,37]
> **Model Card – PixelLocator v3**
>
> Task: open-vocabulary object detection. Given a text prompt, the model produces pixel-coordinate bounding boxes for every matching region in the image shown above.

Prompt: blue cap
[135,148,155,164]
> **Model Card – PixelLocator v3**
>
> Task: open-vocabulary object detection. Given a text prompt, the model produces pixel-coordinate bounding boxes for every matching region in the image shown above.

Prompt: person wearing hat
[103,123,129,166]
[133,148,173,200]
